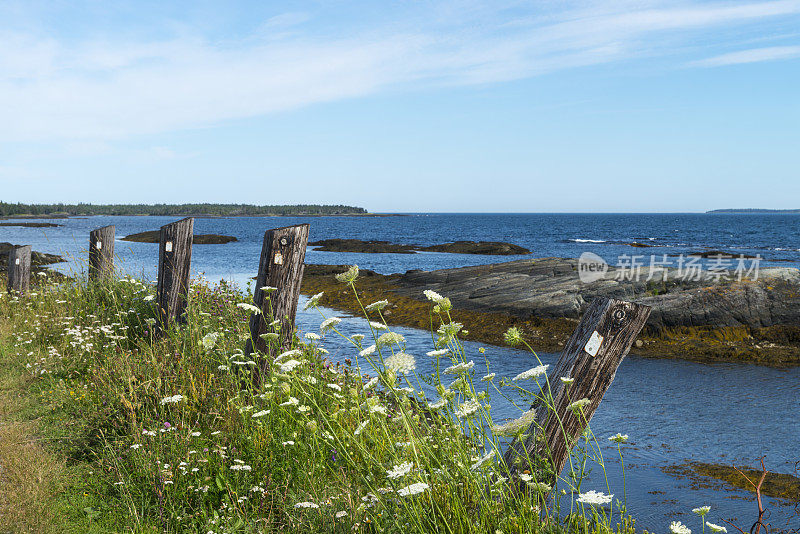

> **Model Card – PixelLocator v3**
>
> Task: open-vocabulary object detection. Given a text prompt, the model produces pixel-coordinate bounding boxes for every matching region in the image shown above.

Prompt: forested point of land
[0,202,368,217]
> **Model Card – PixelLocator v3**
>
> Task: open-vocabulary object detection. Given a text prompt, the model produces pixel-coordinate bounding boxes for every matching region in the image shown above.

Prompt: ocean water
[3,213,800,529]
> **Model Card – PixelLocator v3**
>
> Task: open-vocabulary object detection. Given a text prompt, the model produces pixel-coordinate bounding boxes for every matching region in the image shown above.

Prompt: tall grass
[0,266,691,533]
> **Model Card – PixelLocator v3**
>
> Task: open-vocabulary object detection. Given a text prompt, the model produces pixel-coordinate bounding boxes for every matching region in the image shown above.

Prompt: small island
[309,239,530,255]
[0,222,62,228]
[122,231,238,244]
[707,208,800,213]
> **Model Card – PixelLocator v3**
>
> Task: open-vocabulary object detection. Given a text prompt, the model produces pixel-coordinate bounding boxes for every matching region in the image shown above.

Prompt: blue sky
[1,1,798,212]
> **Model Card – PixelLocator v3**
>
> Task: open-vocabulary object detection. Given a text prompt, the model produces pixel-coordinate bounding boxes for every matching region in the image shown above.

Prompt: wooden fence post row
[502,297,651,486]
[6,245,31,295]
[89,225,115,281]
[156,217,194,327]
[246,224,310,371]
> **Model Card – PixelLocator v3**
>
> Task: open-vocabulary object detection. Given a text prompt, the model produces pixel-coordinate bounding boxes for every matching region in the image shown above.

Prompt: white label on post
[273,252,284,265]
[165,241,173,252]
[584,330,603,357]
[96,241,102,250]
[15,258,20,265]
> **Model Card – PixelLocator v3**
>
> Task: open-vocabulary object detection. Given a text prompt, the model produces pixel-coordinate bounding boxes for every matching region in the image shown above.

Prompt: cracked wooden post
[89,225,115,281]
[156,217,194,327]
[6,245,31,295]
[502,297,651,486]
[245,224,310,374]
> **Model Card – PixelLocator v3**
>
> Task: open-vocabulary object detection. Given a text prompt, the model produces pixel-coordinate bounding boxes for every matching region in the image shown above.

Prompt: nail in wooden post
[246,224,310,369]
[89,225,115,281]
[502,297,651,486]
[6,245,32,295]
[156,217,194,326]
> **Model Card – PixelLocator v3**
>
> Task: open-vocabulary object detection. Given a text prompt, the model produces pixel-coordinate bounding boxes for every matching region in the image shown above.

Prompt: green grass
[0,269,650,533]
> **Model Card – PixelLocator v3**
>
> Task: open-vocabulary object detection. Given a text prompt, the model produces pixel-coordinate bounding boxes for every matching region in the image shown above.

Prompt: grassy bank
[0,268,739,533]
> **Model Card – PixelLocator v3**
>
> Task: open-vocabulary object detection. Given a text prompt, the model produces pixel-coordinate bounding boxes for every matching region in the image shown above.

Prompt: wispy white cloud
[1,0,799,142]
[691,44,800,66]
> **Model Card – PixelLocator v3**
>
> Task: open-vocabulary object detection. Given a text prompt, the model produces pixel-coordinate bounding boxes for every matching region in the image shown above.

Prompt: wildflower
[143,294,155,301]
[670,521,692,534]
[130,444,142,450]
[529,482,552,493]
[609,433,629,443]
[428,398,447,409]
[706,523,727,533]
[363,376,379,390]
[369,321,388,330]
[252,410,270,418]
[236,302,261,314]
[444,361,474,374]
[426,349,449,358]
[261,332,280,341]
[377,332,405,347]
[304,292,324,310]
[230,464,252,471]
[279,359,303,373]
[160,394,184,405]
[503,327,523,346]
[327,383,342,392]
[142,429,156,437]
[370,404,387,415]
[354,421,369,436]
[567,398,591,413]
[320,317,341,333]
[423,289,444,302]
[456,399,481,419]
[471,450,496,470]
[359,344,376,357]
[577,490,613,505]
[275,349,301,362]
[201,332,218,350]
[365,300,389,312]
[492,409,537,437]
[351,334,365,342]
[386,462,413,479]
[190,431,201,437]
[481,373,496,381]
[305,332,321,340]
[385,352,416,374]
[294,501,319,509]
[692,506,711,516]
[512,365,549,381]
[335,511,348,518]
[560,376,574,385]
[261,286,278,293]
[335,265,359,283]
[280,397,299,407]
[398,482,429,497]
[282,441,295,446]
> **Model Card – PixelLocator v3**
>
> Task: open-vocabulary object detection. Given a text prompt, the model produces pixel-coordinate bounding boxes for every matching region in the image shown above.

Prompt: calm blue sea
[3,213,799,529]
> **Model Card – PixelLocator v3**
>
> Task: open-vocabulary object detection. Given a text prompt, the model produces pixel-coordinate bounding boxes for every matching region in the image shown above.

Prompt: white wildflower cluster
[320,317,341,334]
[456,399,481,419]
[377,332,405,347]
[385,352,416,374]
[335,265,359,283]
[364,300,389,312]
[303,292,324,310]
[512,364,549,381]
[444,361,474,374]
[386,462,413,479]
[492,409,537,437]
[576,490,613,505]
[160,394,184,405]
[397,482,429,497]
[236,302,261,314]
[609,433,629,444]
[670,521,692,534]
[567,398,591,413]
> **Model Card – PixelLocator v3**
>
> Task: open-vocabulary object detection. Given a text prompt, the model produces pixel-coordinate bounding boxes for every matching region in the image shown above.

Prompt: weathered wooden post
[89,225,115,281]
[245,224,310,371]
[156,217,194,326]
[6,245,31,295]
[502,297,651,485]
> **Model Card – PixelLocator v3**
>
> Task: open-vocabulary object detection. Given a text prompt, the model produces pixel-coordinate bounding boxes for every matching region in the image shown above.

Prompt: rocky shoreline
[300,259,800,365]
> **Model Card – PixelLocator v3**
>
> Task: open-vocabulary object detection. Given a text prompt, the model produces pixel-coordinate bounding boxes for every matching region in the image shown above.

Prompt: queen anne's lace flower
[279,359,302,373]
[706,522,727,533]
[397,482,429,497]
[386,462,413,479]
[692,506,711,516]
[609,433,629,443]
[512,365,549,381]
[577,490,613,505]
[303,292,323,310]
[444,361,474,374]
[670,522,691,534]
[568,398,591,413]
[377,332,404,347]
[160,394,184,405]
[423,289,444,302]
[320,317,341,333]
[335,265,359,283]
[236,302,261,314]
[365,300,389,312]
[385,352,416,374]
[294,501,319,509]
[456,399,481,419]
[201,332,218,350]
[492,409,537,437]
[359,344,376,357]
[426,349,449,357]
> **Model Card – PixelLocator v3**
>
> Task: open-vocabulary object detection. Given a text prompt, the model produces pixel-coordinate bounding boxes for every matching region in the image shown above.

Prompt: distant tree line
[0,202,368,217]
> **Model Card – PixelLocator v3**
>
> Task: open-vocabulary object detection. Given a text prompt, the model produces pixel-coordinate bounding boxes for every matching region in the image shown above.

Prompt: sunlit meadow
[0,267,732,532]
